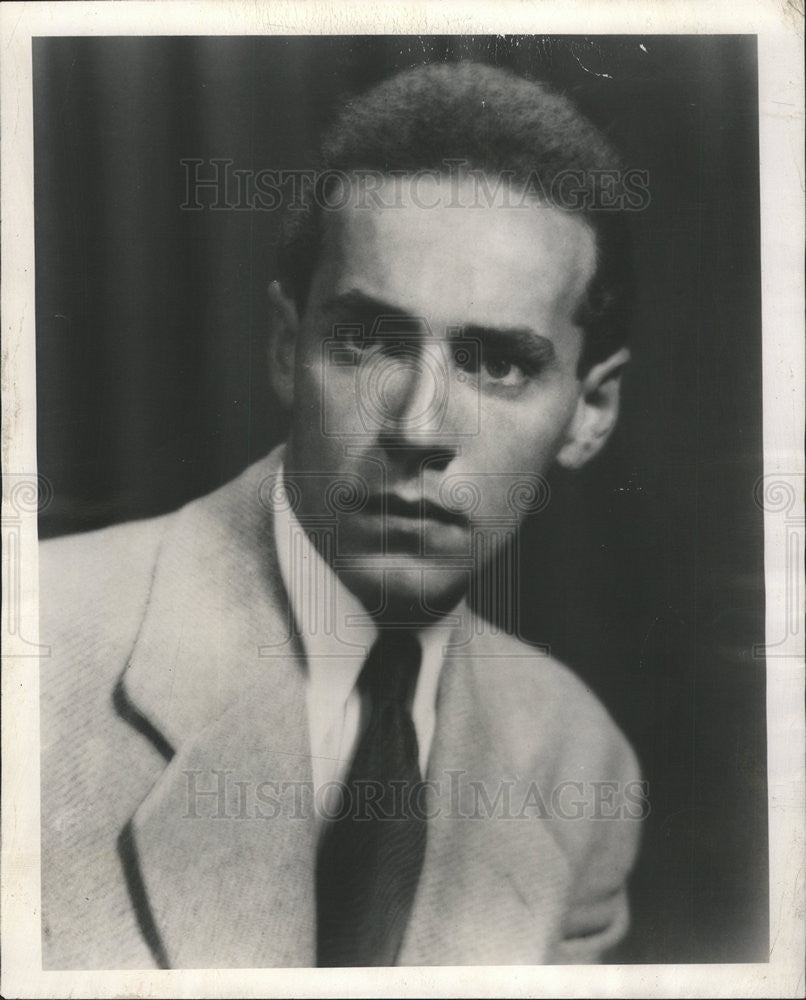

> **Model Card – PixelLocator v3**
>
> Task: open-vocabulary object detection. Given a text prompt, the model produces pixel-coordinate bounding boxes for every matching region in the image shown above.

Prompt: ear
[266,280,300,410]
[556,347,630,470]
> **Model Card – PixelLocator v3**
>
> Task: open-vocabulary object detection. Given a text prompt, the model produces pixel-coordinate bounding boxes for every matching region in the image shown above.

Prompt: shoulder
[40,514,168,581]
[38,448,286,719]
[461,622,645,935]
[40,516,170,649]
[463,624,640,785]
[38,515,175,734]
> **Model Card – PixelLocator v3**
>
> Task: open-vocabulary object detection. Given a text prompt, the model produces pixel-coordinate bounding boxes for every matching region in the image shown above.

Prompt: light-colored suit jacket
[40,447,642,969]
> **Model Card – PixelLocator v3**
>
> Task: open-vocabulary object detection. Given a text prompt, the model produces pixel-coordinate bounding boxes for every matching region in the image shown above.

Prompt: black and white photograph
[1,3,803,998]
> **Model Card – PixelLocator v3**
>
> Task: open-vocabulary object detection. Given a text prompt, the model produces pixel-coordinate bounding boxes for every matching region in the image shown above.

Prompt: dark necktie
[316,628,426,967]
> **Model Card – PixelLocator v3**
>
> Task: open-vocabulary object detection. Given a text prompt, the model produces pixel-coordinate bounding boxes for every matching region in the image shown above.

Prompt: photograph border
[2,2,804,997]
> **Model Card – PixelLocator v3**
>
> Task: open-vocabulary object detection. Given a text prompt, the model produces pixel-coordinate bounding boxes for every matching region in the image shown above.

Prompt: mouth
[361,493,468,530]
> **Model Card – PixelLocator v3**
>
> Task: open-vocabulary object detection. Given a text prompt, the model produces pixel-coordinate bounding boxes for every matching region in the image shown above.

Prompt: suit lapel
[399,644,571,966]
[118,451,319,968]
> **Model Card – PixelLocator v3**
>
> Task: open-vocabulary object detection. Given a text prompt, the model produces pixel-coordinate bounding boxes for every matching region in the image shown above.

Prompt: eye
[484,357,514,380]
[331,326,387,366]
[452,342,535,388]
[480,351,529,388]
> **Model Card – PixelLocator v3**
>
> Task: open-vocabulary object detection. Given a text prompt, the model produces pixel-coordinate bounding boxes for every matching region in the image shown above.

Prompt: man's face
[282,175,598,619]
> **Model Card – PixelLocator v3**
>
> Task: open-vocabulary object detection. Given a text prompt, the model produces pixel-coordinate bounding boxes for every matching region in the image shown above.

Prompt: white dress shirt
[273,464,454,823]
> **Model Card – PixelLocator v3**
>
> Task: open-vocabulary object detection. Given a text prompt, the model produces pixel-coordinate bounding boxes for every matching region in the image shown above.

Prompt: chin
[336,562,469,624]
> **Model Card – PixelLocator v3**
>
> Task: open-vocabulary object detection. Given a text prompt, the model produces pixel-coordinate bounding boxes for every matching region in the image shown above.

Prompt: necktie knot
[358,629,421,707]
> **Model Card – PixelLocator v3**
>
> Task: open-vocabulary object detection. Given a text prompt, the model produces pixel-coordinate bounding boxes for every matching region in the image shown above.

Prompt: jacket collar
[119,447,297,752]
[117,448,321,966]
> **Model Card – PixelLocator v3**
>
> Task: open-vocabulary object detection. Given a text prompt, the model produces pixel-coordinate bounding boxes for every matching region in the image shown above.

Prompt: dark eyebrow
[322,289,416,323]
[461,324,558,365]
[323,289,557,363]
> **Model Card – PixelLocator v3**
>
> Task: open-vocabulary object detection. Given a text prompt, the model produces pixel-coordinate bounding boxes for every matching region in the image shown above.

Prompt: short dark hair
[277,61,633,372]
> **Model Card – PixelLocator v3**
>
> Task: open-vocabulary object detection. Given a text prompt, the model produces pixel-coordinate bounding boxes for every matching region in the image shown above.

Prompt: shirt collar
[273,461,451,713]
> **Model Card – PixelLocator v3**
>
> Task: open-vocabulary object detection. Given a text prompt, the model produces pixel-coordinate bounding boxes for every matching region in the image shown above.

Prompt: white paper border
[2,2,803,997]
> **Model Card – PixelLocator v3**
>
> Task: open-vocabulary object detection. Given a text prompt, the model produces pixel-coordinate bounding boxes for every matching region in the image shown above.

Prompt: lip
[361,493,468,529]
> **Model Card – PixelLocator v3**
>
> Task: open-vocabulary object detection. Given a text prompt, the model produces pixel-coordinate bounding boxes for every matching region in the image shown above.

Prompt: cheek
[449,396,575,525]
[477,384,579,468]
[293,333,341,409]
[292,350,369,446]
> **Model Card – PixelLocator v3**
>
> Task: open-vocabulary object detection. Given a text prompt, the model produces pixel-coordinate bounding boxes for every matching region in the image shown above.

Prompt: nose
[365,341,459,473]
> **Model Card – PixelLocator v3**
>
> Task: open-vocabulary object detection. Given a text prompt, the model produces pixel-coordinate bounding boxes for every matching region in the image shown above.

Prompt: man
[40,61,643,969]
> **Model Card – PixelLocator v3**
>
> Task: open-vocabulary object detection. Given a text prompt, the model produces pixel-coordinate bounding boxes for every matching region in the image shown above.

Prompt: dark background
[34,35,767,964]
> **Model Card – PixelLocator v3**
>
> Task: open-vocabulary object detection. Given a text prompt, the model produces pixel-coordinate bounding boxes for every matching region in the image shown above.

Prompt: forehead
[313,174,597,332]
